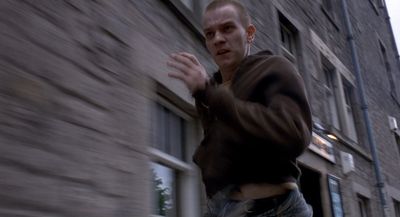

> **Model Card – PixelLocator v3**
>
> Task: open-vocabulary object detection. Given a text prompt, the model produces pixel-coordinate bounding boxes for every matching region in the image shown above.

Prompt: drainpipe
[339,0,389,216]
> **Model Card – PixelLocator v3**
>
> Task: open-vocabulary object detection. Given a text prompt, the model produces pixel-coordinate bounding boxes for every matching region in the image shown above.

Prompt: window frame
[311,30,370,155]
[368,0,380,15]
[357,194,371,217]
[278,12,299,65]
[161,0,205,43]
[395,133,400,159]
[320,54,360,143]
[320,0,339,30]
[394,199,400,217]
[149,94,201,217]
[322,58,341,131]
[379,40,397,99]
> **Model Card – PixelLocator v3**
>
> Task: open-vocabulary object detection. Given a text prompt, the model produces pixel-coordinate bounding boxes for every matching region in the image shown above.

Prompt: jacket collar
[212,50,273,84]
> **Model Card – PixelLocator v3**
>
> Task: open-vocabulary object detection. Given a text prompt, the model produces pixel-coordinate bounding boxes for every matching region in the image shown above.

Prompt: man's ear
[246,24,256,43]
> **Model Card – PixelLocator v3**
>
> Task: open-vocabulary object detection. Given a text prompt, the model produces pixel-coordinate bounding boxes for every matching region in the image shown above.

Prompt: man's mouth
[216,49,230,56]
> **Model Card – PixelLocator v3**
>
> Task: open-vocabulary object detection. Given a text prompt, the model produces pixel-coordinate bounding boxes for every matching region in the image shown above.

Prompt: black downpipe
[339,0,389,216]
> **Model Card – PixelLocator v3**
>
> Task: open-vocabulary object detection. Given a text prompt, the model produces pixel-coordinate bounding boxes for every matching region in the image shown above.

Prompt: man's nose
[213,31,226,45]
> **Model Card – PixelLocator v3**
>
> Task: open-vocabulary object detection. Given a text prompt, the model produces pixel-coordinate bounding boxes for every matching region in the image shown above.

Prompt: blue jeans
[204,187,313,217]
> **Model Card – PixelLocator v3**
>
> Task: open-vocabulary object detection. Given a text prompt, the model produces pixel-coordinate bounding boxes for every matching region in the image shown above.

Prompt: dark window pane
[323,0,332,11]
[395,200,400,217]
[153,103,186,160]
[169,112,183,159]
[279,12,298,59]
[323,66,340,129]
[357,195,370,217]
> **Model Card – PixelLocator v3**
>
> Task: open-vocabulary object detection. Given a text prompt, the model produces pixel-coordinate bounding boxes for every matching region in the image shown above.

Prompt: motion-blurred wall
[0,1,154,216]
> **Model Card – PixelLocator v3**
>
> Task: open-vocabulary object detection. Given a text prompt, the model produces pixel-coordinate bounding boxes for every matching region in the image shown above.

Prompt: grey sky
[386,0,400,52]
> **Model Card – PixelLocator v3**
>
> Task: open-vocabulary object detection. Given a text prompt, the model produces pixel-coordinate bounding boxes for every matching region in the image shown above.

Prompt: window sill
[328,126,373,162]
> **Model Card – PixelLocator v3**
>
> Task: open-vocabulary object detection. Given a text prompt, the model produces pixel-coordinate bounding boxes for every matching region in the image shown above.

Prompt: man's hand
[167,52,209,94]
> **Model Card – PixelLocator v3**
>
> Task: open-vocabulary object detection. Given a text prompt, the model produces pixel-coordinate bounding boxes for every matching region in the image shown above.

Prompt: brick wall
[0,1,151,216]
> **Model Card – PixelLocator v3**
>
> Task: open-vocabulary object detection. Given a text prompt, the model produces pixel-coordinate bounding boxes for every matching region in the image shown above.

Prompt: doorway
[299,165,324,217]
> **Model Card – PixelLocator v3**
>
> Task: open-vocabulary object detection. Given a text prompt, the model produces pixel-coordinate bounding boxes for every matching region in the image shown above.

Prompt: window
[320,55,360,142]
[149,101,200,217]
[379,41,397,98]
[343,80,358,141]
[153,103,185,160]
[322,61,341,130]
[394,199,400,217]
[169,0,204,13]
[369,0,380,14]
[320,0,339,29]
[163,0,206,40]
[322,0,333,12]
[357,195,371,217]
[396,134,400,158]
[378,0,386,7]
[278,12,298,64]
[328,175,344,217]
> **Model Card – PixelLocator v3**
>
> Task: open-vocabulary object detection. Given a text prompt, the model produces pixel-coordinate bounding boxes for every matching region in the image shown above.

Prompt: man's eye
[205,32,214,39]
[224,26,234,32]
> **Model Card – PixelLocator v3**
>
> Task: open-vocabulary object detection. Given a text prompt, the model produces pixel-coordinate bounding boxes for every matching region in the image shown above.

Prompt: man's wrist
[192,86,207,101]
[192,80,211,106]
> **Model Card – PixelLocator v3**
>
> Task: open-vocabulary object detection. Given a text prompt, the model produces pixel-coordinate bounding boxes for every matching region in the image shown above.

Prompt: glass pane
[281,25,294,54]
[344,85,352,106]
[153,103,186,160]
[358,196,369,217]
[164,107,171,154]
[154,104,167,150]
[395,200,400,217]
[344,84,357,141]
[328,177,344,217]
[323,0,332,11]
[169,113,183,159]
[358,199,365,217]
[328,94,340,129]
[324,68,340,130]
[151,163,177,217]
[280,27,285,44]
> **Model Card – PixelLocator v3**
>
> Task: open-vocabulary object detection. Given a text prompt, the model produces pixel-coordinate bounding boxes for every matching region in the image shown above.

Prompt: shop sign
[309,132,336,163]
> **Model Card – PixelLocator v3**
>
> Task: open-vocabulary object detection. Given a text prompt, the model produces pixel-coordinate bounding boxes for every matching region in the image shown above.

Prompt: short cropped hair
[204,0,251,27]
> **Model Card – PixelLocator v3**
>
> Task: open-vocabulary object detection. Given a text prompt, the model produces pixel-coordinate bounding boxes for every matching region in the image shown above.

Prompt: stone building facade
[1,0,400,217]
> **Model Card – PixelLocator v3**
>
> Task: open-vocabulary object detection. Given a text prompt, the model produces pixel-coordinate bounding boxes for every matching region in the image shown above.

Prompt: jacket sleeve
[193,79,218,134]
[194,57,312,158]
[194,96,211,133]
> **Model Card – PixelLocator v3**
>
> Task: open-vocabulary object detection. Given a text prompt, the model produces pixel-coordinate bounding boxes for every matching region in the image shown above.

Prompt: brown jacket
[192,50,312,197]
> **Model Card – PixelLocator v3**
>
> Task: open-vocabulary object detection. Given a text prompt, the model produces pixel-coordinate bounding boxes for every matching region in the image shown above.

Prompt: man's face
[202,5,253,72]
